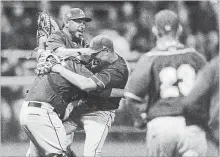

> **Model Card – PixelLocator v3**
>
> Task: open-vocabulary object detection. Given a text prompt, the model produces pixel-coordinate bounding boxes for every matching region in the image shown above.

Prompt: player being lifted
[124,10,207,157]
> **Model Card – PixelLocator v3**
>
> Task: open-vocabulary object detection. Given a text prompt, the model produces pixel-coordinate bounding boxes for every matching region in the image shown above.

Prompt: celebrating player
[124,10,207,156]
[51,34,129,157]
[19,8,93,157]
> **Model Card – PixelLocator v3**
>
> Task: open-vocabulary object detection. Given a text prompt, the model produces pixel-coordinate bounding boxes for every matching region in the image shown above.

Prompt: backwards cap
[89,35,114,54]
[63,8,92,22]
[155,9,179,33]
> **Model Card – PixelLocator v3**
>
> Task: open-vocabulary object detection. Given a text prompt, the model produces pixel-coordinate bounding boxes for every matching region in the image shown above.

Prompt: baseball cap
[154,9,179,33]
[64,8,92,22]
[88,35,114,54]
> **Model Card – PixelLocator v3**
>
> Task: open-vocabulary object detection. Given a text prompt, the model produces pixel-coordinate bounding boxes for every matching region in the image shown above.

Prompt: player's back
[146,47,206,120]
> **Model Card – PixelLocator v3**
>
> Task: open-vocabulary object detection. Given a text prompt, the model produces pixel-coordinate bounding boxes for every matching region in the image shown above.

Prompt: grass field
[2,133,218,156]
[1,140,147,157]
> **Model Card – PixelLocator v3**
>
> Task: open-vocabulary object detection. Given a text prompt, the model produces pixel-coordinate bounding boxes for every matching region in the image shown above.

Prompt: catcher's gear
[32,11,59,61]
[35,54,61,75]
[36,10,59,43]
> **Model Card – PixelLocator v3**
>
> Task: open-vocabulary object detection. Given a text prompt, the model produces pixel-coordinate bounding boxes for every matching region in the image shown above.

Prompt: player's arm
[123,54,154,129]
[54,47,91,58]
[110,88,124,97]
[51,64,97,91]
[52,61,127,92]
[90,88,124,98]
[124,55,154,106]
[46,33,91,57]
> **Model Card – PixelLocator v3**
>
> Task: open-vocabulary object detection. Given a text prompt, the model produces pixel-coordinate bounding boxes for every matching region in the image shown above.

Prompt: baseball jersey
[125,43,206,121]
[26,30,92,118]
[81,54,129,110]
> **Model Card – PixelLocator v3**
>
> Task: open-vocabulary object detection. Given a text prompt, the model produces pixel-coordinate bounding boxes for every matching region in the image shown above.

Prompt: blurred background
[1,0,219,155]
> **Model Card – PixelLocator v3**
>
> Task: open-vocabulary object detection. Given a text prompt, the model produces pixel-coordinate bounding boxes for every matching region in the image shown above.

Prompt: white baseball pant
[65,110,115,157]
[146,116,207,157]
[20,101,69,156]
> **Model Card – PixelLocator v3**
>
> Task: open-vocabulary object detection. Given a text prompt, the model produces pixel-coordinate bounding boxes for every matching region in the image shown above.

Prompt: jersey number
[159,64,196,98]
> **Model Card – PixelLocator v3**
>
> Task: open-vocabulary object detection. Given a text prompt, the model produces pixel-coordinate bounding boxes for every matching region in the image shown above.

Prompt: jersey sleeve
[89,89,112,98]
[46,32,65,52]
[124,54,155,101]
[90,65,126,91]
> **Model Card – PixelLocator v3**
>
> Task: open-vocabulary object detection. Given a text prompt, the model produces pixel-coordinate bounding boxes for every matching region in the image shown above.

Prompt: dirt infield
[1,140,147,157]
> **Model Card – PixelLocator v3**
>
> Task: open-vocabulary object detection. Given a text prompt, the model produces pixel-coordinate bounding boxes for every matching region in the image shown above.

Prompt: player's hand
[35,62,51,75]
[35,54,61,75]
[51,64,63,73]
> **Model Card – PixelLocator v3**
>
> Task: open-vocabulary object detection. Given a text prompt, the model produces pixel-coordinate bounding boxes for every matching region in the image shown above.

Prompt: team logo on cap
[80,10,85,16]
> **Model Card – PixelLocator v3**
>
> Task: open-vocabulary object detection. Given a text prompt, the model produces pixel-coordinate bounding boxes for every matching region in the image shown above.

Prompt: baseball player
[124,10,207,156]
[19,8,94,157]
[182,56,219,156]
[50,34,129,157]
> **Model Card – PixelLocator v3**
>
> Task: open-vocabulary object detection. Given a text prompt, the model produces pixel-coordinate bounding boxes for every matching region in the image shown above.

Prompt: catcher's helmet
[63,8,92,22]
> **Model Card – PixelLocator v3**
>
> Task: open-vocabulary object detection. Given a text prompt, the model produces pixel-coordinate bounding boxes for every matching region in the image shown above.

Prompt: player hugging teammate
[20,8,128,157]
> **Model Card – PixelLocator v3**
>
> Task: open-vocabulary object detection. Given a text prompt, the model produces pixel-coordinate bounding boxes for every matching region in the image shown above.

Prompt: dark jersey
[83,55,129,110]
[125,45,206,121]
[26,30,91,118]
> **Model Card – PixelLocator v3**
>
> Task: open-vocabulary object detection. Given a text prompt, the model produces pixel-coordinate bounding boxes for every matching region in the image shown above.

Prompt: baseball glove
[35,11,59,61]
[35,54,61,75]
[36,10,59,40]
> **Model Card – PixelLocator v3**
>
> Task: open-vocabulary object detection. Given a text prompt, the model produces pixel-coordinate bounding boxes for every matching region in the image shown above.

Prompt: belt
[28,102,42,108]
[28,102,60,117]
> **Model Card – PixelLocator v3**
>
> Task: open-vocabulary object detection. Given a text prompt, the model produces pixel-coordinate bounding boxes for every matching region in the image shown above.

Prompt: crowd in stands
[1,1,219,142]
